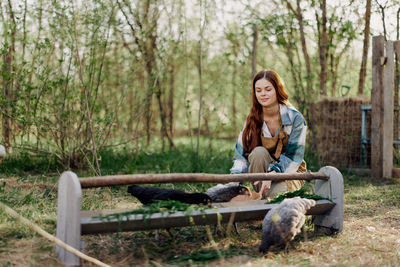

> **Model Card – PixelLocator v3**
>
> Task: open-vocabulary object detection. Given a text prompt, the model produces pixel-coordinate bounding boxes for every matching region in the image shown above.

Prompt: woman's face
[255,78,278,108]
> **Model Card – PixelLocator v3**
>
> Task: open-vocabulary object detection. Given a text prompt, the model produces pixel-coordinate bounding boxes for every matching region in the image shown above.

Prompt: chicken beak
[243,186,251,196]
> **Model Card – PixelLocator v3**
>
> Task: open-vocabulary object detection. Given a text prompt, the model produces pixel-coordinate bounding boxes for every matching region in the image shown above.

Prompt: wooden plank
[371,36,385,179]
[383,41,395,179]
[79,172,328,188]
[314,166,344,233]
[80,200,335,235]
[56,171,82,266]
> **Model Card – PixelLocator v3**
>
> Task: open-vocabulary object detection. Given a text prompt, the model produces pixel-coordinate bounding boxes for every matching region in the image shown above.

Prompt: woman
[230,69,307,198]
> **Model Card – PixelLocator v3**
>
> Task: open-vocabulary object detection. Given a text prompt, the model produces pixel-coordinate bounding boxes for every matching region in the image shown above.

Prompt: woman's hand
[253,180,271,196]
[253,171,276,196]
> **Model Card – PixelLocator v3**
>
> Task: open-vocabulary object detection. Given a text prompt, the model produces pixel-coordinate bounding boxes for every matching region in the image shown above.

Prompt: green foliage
[95,200,209,223]
[0,0,118,171]
[268,186,329,204]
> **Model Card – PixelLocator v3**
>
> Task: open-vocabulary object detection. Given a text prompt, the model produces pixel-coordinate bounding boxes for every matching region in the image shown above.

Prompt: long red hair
[242,70,289,153]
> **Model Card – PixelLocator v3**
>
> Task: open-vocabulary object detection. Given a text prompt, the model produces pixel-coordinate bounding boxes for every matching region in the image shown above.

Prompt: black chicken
[127,185,212,205]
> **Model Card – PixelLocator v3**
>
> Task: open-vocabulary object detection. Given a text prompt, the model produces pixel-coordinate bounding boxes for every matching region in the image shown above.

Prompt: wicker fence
[309,96,371,168]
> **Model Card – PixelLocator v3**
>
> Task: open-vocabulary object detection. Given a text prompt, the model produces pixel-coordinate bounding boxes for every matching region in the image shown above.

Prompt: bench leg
[313,166,344,234]
[56,171,82,266]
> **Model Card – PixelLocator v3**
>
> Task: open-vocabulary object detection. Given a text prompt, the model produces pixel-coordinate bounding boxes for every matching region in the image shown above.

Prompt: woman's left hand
[253,171,276,196]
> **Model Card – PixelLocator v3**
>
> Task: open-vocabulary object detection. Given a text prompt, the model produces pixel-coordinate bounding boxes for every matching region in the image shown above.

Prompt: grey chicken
[205,182,250,203]
[259,197,316,253]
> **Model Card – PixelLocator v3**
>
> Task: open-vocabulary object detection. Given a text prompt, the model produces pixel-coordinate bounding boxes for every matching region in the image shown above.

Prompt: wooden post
[383,41,394,178]
[394,41,400,169]
[56,171,82,266]
[314,166,344,233]
[371,36,385,179]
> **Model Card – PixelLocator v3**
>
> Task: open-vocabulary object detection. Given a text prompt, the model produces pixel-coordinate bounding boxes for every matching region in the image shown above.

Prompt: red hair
[242,70,289,153]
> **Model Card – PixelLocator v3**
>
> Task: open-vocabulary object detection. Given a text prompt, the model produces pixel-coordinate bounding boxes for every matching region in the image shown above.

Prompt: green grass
[98,137,235,175]
[0,151,61,176]
[7,138,400,266]
[0,136,323,177]
[166,244,255,265]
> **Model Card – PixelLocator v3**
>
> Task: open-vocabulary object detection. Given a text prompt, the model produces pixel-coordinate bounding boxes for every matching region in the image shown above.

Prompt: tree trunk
[357,0,371,96]
[117,0,157,146]
[26,0,43,145]
[144,68,153,146]
[197,0,206,158]
[155,76,175,150]
[330,53,335,96]
[168,66,175,140]
[376,2,387,41]
[22,0,27,61]
[1,0,17,151]
[318,0,328,96]
[251,24,258,79]
[197,42,204,157]
[285,40,302,110]
[128,86,135,133]
[295,0,313,99]
[232,62,237,134]
[283,0,313,117]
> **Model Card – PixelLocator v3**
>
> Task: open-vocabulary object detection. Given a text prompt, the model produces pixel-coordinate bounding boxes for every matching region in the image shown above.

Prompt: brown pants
[248,146,287,198]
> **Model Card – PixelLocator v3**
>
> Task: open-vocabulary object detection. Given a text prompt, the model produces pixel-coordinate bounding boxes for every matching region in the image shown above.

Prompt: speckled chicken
[259,197,316,253]
[127,185,212,205]
[205,182,250,203]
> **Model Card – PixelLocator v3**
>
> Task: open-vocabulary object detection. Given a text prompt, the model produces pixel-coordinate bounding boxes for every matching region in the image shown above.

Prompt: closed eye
[256,87,273,91]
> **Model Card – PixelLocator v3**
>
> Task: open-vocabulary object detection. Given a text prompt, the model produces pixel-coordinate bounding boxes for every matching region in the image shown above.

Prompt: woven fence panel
[309,96,371,168]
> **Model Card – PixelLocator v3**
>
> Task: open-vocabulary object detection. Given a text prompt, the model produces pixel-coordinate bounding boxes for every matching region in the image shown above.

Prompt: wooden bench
[56,166,343,266]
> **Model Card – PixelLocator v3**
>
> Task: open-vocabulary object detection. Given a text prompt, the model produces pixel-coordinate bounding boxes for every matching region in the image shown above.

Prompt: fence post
[393,41,400,177]
[382,41,394,178]
[314,166,344,233]
[371,36,386,179]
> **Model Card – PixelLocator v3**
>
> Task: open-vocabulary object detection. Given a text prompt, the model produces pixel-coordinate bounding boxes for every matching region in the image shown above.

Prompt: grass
[1,138,400,266]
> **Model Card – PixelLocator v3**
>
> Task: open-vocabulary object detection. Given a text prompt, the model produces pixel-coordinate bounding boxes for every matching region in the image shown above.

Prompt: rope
[0,201,111,267]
